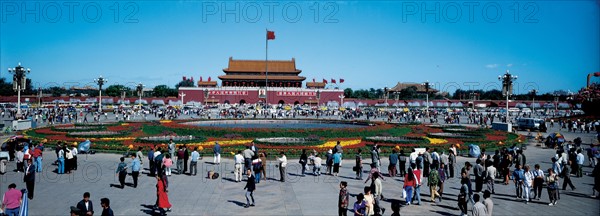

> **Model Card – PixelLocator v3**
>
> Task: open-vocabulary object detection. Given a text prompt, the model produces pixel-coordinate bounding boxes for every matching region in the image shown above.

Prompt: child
[339,181,349,216]
[353,193,366,216]
[163,154,173,176]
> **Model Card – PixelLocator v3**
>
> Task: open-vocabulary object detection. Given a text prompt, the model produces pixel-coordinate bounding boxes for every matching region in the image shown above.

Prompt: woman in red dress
[156,176,172,214]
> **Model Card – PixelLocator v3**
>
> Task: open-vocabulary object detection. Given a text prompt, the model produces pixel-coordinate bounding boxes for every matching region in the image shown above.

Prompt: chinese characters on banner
[210,90,249,95]
[276,91,316,97]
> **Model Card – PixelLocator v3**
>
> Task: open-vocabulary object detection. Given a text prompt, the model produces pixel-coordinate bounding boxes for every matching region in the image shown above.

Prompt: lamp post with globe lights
[7,63,30,119]
[136,83,144,106]
[421,81,431,116]
[94,76,108,113]
[498,70,517,123]
[529,89,538,114]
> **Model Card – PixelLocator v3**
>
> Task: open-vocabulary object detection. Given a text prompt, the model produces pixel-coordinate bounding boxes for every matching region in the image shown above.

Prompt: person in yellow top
[363,186,375,216]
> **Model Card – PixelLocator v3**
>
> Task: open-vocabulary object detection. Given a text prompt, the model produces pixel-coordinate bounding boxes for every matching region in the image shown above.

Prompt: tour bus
[515,117,547,132]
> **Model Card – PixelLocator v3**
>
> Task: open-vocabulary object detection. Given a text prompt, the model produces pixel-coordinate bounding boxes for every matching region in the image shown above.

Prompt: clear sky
[1,0,598,94]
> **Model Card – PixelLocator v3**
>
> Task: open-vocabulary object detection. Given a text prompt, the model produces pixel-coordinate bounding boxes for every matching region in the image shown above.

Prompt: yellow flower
[316,140,361,148]
[121,123,129,126]
[424,137,448,145]
[160,120,172,123]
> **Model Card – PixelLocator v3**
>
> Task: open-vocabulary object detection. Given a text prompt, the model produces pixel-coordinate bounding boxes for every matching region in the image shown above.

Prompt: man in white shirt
[523,165,534,203]
[471,194,487,216]
[277,152,287,182]
[234,151,244,182]
[409,149,418,166]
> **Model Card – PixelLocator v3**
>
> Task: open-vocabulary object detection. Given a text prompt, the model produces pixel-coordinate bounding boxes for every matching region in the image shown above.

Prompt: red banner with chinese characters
[276,91,316,97]
[210,90,249,96]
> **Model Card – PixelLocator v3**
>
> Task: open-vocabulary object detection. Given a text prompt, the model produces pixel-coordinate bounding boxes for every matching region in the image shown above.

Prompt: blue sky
[1,0,598,94]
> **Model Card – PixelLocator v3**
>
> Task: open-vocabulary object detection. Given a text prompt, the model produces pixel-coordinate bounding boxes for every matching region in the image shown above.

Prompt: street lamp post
[94,76,108,113]
[383,87,389,106]
[529,89,537,114]
[422,81,430,116]
[394,92,400,108]
[498,70,517,123]
[7,63,30,119]
[553,93,559,117]
[136,83,144,106]
[203,89,209,106]
[316,90,321,107]
[37,87,42,108]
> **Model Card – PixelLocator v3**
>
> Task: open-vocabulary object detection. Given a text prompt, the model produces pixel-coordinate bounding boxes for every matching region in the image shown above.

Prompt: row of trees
[0,77,189,98]
[342,87,577,101]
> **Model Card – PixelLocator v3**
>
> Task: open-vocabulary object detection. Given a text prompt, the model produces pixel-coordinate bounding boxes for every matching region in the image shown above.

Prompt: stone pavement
[1,121,599,215]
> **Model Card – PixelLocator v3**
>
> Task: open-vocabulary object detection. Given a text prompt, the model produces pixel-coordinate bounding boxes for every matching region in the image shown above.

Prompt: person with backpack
[428,164,441,202]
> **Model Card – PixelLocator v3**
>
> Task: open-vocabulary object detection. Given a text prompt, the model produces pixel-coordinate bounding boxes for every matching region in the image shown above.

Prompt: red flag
[208,77,211,82]
[340,78,344,83]
[267,31,275,40]
[199,76,203,82]
[331,79,336,84]
[323,79,328,84]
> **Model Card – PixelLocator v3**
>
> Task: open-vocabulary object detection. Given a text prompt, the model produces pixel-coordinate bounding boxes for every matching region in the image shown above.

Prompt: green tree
[176,79,195,88]
[104,85,131,97]
[46,86,66,97]
[343,88,353,98]
[400,86,417,99]
[153,85,177,97]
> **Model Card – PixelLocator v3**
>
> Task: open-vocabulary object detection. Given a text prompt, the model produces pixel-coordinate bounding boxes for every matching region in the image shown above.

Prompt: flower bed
[254,137,323,146]
[52,126,105,132]
[67,131,124,138]
[427,132,482,139]
[23,120,519,157]
[363,136,427,144]
[135,135,206,144]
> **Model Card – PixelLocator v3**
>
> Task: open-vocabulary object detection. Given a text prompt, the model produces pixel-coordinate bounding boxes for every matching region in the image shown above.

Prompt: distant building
[218,57,306,88]
[387,82,440,94]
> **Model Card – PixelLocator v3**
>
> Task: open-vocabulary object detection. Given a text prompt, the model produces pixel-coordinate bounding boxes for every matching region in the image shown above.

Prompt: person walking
[155,176,172,214]
[473,159,484,192]
[100,198,114,216]
[244,169,256,208]
[399,150,407,178]
[252,155,263,183]
[326,150,334,175]
[338,181,349,216]
[546,168,560,206]
[512,164,525,199]
[234,151,244,182]
[562,160,576,190]
[471,194,487,216]
[388,149,398,177]
[449,149,456,178]
[299,149,308,177]
[313,153,322,176]
[136,147,144,168]
[355,149,363,180]
[190,147,200,176]
[353,193,367,216]
[259,152,268,180]
[176,146,184,175]
[523,165,534,203]
[438,163,447,201]
[371,144,380,172]
[403,168,417,205]
[483,190,493,216]
[148,147,155,176]
[485,162,497,194]
[458,177,469,216]
[130,154,141,188]
[277,152,287,182]
[57,146,65,174]
[163,154,173,176]
[532,164,545,200]
[243,146,255,172]
[576,149,585,177]
[363,187,374,216]
[115,157,127,189]
[76,192,94,216]
[24,159,35,199]
[183,144,190,174]
[213,142,221,165]
[1,183,22,216]
[428,164,441,203]
[333,151,342,176]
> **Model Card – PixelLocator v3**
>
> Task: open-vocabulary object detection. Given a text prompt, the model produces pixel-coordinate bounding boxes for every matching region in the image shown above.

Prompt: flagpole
[265,29,269,106]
